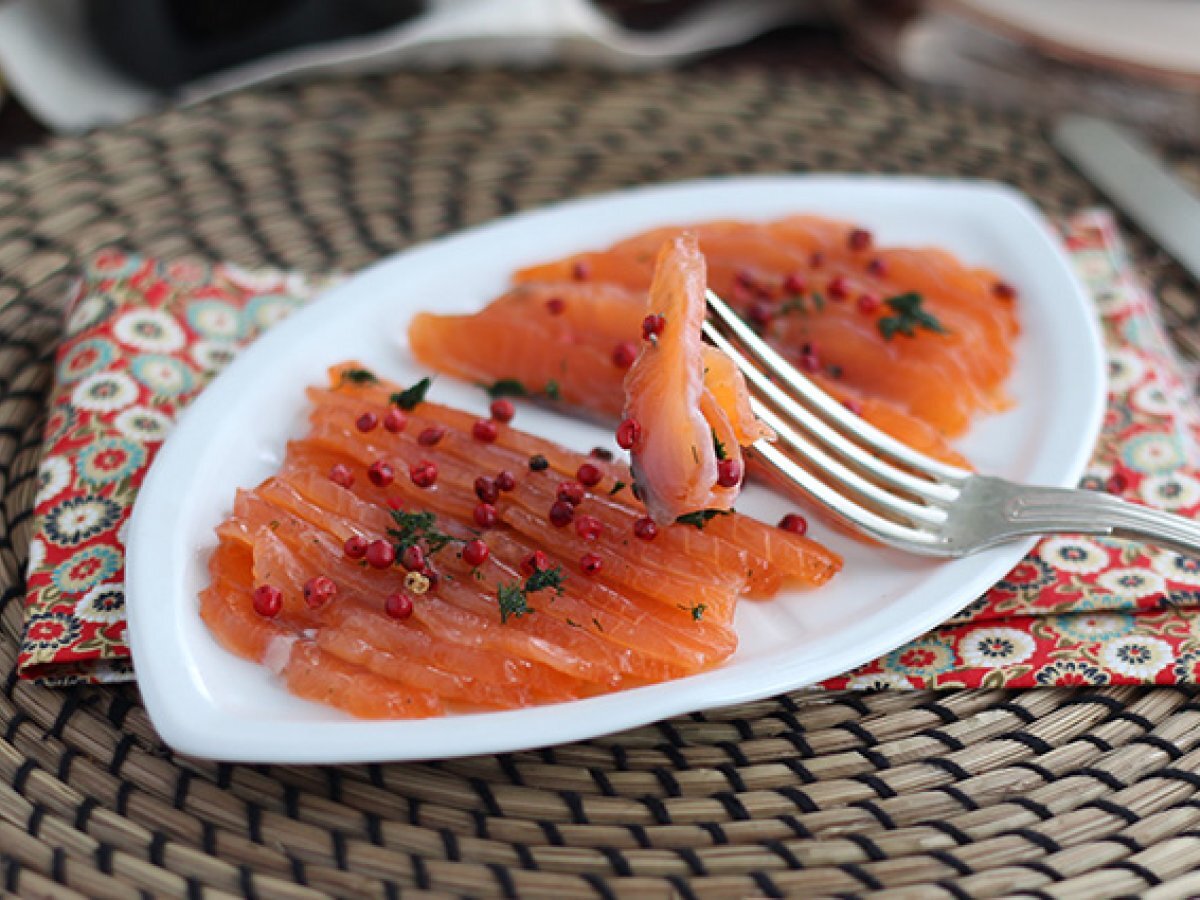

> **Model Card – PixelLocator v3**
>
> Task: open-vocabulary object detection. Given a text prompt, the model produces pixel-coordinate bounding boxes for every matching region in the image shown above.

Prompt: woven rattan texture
[2,68,1200,899]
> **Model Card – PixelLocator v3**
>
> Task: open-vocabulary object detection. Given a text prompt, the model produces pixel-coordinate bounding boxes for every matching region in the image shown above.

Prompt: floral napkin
[20,210,1200,689]
[21,256,332,684]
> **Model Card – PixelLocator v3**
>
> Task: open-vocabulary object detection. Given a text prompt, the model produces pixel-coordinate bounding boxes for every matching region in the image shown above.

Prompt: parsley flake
[608,480,627,497]
[524,564,565,596]
[497,583,533,624]
[779,296,807,316]
[691,603,706,621]
[338,367,378,385]
[485,378,528,399]
[544,379,561,401]
[712,430,727,461]
[675,509,731,530]
[387,509,456,555]
[391,377,432,410]
[877,293,947,340]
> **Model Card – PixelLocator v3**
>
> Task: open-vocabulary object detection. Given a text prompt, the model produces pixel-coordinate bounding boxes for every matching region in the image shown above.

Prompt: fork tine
[750,432,944,548]
[704,292,1200,559]
[702,318,959,507]
[705,289,970,484]
[747,395,949,529]
[704,309,950,530]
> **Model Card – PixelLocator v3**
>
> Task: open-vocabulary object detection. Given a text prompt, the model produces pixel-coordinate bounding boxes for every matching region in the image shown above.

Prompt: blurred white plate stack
[849,0,1200,146]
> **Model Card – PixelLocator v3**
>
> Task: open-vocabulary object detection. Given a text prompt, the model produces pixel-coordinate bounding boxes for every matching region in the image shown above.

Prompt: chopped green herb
[811,291,826,311]
[528,454,549,472]
[566,618,582,628]
[524,564,565,596]
[593,617,604,632]
[691,603,706,621]
[826,364,843,379]
[691,444,699,465]
[544,379,561,401]
[268,520,280,530]
[779,296,807,316]
[391,377,432,410]
[387,509,456,555]
[675,509,731,530]
[608,480,627,497]
[339,367,378,385]
[497,583,533,624]
[877,292,947,340]
[485,378,528,399]
[712,430,727,461]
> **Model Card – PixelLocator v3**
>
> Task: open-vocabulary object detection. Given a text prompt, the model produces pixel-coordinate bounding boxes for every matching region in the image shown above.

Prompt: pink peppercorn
[383,408,407,433]
[778,513,808,535]
[365,540,396,569]
[252,585,283,618]
[385,592,414,620]
[548,500,575,528]
[329,463,354,489]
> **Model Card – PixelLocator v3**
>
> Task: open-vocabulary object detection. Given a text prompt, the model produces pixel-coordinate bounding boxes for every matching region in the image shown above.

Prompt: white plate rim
[125,174,1106,763]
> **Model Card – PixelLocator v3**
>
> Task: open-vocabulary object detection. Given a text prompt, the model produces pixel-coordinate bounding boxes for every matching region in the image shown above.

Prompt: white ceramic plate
[125,176,1105,763]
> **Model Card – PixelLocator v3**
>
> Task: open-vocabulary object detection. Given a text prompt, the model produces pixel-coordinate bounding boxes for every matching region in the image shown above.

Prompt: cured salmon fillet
[409,216,1020,464]
[622,233,772,523]
[202,364,841,719]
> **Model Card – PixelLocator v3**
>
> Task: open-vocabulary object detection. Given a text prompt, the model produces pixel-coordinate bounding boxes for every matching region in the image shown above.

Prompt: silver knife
[1052,114,1200,283]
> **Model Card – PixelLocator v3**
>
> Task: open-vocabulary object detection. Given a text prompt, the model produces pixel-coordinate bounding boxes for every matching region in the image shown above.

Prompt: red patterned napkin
[20,211,1200,689]
[21,256,333,683]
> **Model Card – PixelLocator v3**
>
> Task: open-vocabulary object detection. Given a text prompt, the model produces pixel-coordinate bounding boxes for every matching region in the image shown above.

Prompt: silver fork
[703,289,1200,558]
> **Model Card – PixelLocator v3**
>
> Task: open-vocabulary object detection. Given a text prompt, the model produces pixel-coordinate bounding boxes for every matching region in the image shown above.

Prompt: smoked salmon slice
[202,363,841,719]
[621,233,772,524]
[409,216,1020,463]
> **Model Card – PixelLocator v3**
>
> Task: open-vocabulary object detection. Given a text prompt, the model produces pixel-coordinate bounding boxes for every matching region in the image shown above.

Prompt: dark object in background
[86,0,428,90]
[87,0,719,92]
[594,0,708,32]
[0,93,49,159]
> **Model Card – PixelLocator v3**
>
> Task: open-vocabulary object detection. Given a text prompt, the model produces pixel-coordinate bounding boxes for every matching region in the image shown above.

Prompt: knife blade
[1052,114,1200,284]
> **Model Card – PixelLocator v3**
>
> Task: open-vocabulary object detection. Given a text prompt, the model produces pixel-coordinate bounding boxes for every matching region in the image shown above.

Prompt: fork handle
[963,476,1200,557]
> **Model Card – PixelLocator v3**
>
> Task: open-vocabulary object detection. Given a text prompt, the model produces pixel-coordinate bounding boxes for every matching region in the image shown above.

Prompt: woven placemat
[3,67,1200,898]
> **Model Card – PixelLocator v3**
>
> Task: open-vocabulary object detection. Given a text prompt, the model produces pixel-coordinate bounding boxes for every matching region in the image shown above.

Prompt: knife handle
[1052,115,1200,285]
